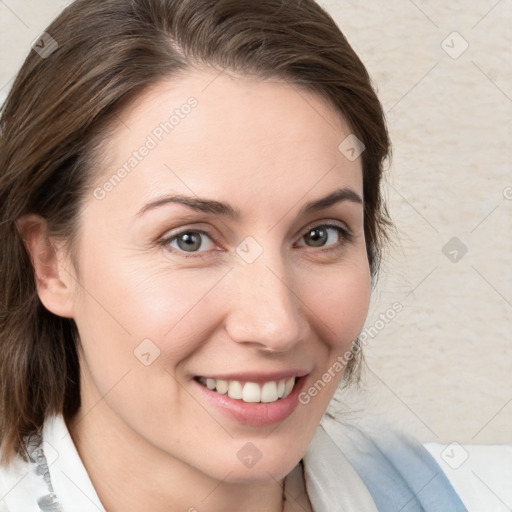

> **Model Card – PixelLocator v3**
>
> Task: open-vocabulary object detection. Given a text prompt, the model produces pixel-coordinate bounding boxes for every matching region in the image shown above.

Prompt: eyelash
[157,222,354,260]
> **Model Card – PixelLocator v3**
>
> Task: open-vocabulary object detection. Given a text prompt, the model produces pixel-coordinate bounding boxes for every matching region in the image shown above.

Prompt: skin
[18,69,371,512]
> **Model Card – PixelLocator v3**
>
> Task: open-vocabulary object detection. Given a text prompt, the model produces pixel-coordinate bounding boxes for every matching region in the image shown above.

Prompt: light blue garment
[311,421,468,511]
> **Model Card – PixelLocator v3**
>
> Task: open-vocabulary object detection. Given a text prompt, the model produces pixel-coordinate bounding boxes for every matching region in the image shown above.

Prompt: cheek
[72,245,228,370]
[292,257,370,413]
[303,257,371,350]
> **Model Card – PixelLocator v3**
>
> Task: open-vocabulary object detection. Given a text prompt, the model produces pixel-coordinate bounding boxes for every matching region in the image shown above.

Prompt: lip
[193,374,309,427]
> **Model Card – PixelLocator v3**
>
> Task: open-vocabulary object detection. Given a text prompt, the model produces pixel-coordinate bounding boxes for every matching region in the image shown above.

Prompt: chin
[217,440,305,484]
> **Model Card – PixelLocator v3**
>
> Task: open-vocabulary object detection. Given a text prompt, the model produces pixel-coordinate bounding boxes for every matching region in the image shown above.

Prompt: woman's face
[68,69,370,483]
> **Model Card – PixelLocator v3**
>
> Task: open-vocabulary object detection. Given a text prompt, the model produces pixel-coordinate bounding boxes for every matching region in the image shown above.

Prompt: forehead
[88,69,363,221]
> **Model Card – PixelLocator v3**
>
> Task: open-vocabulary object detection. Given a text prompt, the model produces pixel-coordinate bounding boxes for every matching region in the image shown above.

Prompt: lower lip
[193,376,307,427]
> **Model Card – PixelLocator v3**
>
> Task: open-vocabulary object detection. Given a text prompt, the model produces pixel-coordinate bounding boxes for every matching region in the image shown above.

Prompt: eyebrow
[136,187,363,219]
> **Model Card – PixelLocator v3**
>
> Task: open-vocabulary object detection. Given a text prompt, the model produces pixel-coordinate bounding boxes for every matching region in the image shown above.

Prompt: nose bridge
[226,245,304,351]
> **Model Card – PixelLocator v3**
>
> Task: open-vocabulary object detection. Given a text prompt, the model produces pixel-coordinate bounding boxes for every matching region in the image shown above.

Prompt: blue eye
[159,223,352,259]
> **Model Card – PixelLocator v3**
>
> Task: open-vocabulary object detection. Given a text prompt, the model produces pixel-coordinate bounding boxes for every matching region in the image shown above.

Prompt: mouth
[192,373,309,426]
[195,375,296,404]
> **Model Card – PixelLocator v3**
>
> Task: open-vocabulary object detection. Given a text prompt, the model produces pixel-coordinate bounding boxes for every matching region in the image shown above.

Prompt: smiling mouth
[195,376,296,404]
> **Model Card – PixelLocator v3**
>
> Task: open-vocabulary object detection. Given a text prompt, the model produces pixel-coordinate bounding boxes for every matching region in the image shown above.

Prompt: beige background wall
[1,1,511,445]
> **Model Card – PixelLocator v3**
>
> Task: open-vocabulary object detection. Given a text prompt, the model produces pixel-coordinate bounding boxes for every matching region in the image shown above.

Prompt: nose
[224,251,307,353]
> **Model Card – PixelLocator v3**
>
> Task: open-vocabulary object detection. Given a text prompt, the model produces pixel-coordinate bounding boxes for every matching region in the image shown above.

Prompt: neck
[66,402,286,512]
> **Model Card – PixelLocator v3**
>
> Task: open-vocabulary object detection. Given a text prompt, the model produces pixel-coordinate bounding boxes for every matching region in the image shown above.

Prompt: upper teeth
[198,377,296,403]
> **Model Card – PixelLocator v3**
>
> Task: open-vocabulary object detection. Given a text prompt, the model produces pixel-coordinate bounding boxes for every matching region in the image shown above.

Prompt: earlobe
[16,214,75,318]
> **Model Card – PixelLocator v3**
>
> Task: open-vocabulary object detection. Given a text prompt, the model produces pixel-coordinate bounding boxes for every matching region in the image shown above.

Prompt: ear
[16,214,76,318]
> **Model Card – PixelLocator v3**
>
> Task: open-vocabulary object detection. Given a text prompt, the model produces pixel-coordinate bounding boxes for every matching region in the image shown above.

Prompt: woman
[0,0,467,510]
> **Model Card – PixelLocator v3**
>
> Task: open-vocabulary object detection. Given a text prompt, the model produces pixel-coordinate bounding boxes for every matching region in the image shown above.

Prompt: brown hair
[0,0,391,463]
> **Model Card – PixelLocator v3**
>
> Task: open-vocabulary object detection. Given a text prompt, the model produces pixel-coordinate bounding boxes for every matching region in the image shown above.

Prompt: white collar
[0,414,377,512]
[301,424,378,511]
[0,414,105,512]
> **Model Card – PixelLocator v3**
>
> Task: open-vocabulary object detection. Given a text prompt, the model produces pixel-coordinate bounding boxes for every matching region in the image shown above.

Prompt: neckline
[38,414,377,512]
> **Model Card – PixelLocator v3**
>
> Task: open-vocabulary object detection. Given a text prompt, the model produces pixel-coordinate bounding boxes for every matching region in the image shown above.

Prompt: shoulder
[0,432,57,511]
[424,441,512,512]
[0,414,103,512]
[317,418,469,511]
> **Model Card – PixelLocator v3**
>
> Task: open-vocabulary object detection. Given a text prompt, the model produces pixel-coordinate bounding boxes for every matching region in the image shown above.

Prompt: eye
[158,222,353,259]
[159,229,216,258]
[296,223,353,250]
